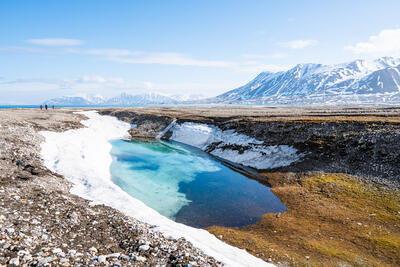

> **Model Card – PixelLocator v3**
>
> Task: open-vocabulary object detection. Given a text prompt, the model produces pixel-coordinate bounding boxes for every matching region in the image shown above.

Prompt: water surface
[110,139,286,228]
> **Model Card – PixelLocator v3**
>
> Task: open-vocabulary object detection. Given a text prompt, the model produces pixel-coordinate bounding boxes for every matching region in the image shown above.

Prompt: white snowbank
[170,122,301,169]
[40,111,273,267]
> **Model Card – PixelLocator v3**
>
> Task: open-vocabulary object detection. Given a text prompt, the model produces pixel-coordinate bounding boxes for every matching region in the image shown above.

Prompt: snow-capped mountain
[215,57,400,104]
[170,94,207,102]
[45,94,105,106]
[44,92,181,106]
[104,92,178,105]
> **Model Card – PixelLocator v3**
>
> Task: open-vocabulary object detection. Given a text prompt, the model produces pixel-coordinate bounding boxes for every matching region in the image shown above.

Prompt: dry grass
[208,173,400,266]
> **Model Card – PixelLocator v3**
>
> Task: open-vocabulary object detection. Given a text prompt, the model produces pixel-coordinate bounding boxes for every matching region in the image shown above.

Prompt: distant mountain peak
[215,56,400,105]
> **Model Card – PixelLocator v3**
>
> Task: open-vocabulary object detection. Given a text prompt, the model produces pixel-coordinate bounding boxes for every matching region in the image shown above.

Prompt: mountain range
[214,57,400,105]
[45,57,400,106]
[45,93,207,106]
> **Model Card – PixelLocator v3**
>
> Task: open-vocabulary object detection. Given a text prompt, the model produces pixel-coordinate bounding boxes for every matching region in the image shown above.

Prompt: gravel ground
[0,108,221,267]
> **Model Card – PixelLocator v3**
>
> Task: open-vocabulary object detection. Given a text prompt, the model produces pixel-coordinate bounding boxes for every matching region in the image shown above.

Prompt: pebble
[52,248,62,254]
[8,257,19,266]
[38,256,57,265]
[88,247,97,254]
[60,258,69,263]
[98,255,106,263]
[67,249,76,255]
[119,254,130,261]
[107,252,120,258]
[136,256,147,262]
[138,244,150,251]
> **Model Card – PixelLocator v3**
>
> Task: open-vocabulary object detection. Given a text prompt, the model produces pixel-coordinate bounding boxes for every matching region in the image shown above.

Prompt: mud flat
[99,105,400,266]
[0,108,222,266]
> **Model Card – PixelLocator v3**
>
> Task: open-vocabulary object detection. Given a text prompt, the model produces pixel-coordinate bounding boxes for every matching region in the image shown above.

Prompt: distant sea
[0,105,123,109]
[0,105,40,109]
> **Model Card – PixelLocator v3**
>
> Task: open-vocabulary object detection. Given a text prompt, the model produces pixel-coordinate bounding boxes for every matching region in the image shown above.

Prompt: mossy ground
[208,173,400,266]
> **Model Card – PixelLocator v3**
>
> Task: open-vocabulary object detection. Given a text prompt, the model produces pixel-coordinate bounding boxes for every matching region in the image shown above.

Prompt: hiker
[45,104,48,110]
[52,105,54,110]
[40,105,43,110]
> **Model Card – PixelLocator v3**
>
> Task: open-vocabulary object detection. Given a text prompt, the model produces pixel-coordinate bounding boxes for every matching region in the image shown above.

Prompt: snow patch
[211,145,301,169]
[40,111,273,267]
[170,122,301,169]
[170,122,262,150]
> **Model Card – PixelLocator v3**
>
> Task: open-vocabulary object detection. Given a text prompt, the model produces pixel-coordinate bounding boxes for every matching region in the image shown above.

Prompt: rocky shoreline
[0,109,221,267]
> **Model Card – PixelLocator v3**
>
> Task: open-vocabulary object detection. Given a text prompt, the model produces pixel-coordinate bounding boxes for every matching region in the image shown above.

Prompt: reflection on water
[110,139,286,228]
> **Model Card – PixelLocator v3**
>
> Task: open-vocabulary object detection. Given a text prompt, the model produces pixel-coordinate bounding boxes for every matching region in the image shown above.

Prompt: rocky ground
[0,109,221,267]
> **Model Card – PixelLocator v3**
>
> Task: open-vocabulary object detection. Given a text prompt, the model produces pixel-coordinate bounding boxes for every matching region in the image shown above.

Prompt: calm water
[110,139,286,228]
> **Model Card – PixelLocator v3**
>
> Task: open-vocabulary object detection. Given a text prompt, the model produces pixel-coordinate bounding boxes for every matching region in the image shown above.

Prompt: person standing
[45,104,48,110]
[40,105,43,110]
[52,105,54,110]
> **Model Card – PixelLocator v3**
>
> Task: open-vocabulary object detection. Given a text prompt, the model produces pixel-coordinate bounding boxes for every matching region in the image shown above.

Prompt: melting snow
[170,122,302,169]
[40,111,274,267]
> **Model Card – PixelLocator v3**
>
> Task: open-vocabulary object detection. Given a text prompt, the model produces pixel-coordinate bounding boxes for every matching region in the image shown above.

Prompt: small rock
[276,213,281,218]
[305,256,310,260]
[67,249,76,255]
[119,254,129,261]
[38,256,56,265]
[6,228,15,234]
[8,257,19,266]
[357,222,362,226]
[136,256,147,262]
[98,255,106,263]
[52,248,62,254]
[17,250,29,257]
[60,258,69,263]
[106,252,120,258]
[88,247,97,255]
[40,234,48,240]
[33,252,43,257]
[138,244,150,251]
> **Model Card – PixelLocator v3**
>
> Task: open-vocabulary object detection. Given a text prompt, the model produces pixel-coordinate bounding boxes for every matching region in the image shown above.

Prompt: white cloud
[64,75,124,84]
[2,42,286,73]
[279,39,318,49]
[0,76,124,91]
[72,48,139,57]
[66,48,235,67]
[345,28,400,55]
[26,38,84,46]
[107,52,235,67]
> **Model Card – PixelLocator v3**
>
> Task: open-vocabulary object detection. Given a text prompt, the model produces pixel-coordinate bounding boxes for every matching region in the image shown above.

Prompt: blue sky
[1,0,400,104]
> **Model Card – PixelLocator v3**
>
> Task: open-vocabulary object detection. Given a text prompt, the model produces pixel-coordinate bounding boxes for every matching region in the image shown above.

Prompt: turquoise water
[110,139,286,228]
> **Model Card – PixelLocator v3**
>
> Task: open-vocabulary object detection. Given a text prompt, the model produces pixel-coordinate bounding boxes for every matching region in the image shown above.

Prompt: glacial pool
[110,139,286,228]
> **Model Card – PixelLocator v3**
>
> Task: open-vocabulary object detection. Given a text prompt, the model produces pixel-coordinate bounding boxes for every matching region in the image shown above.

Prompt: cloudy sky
[1,0,400,104]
